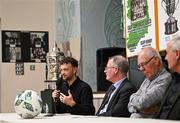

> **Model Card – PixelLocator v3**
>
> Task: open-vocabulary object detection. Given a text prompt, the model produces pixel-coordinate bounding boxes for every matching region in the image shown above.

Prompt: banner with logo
[124,0,180,57]
[124,0,159,57]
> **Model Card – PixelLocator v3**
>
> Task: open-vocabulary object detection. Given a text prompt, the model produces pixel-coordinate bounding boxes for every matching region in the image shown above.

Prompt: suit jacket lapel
[96,85,114,114]
[106,79,127,110]
[167,85,180,117]
[156,73,180,118]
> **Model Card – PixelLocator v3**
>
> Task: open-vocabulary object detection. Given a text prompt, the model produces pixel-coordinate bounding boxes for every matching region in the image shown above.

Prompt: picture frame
[2,30,49,62]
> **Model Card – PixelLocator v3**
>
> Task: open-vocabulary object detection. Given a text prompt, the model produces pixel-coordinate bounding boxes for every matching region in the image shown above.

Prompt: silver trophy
[45,43,65,89]
[41,43,64,115]
[162,0,180,34]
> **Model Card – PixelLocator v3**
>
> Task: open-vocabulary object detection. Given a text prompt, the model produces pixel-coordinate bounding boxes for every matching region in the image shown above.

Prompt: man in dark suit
[154,35,180,120]
[96,55,136,117]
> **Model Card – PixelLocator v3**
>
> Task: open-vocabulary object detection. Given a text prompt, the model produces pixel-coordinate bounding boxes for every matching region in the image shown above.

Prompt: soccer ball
[14,90,43,119]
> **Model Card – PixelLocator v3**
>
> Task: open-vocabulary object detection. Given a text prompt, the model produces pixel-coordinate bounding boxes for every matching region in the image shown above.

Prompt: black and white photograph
[30,32,48,62]
[2,31,22,62]
[2,30,49,62]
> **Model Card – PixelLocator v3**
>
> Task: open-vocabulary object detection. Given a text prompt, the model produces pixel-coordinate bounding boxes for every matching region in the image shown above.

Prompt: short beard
[63,76,72,82]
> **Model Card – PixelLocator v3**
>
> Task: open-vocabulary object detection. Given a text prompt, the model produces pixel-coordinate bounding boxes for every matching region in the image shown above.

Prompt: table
[0,113,179,123]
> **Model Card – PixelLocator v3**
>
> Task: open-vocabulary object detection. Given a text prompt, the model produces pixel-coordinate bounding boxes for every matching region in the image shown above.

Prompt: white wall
[0,0,56,112]
[0,1,1,17]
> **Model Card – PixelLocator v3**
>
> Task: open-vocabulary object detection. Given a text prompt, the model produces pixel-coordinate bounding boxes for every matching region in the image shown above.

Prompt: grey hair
[109,55,129,74]
[171,35,180,51]
[145,47,162,64]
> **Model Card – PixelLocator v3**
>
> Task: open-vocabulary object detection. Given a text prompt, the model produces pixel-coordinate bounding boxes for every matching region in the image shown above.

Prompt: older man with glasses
[128,47,172,118]
[96,55,136,117]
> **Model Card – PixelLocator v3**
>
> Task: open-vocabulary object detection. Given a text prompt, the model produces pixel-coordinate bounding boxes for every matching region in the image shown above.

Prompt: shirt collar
[113,77,126,89]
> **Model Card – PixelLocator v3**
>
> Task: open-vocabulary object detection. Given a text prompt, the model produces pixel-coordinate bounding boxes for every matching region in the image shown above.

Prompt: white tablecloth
[0,113,179,123]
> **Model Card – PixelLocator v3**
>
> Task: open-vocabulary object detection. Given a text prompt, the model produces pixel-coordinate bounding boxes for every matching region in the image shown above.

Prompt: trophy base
[165,20,178,35]
[43,113,54,117]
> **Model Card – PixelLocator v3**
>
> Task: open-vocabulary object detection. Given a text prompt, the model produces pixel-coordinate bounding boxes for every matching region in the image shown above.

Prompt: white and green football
[14,90,43,119]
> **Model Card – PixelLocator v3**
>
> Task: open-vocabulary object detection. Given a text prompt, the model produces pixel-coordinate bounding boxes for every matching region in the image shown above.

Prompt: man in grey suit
[96,55,136,117]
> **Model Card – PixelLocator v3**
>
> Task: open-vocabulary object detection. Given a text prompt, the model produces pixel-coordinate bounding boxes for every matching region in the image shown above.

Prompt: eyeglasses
[138,56,154,70]
[104,66,116,71]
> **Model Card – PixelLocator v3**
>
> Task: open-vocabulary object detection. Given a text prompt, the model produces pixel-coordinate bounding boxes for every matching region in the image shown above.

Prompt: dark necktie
[104,85,116,104]
[96,85,116,115]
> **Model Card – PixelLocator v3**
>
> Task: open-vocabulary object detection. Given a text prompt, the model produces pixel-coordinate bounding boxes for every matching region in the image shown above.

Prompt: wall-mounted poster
[158,0,180,51]
[30,32,48,62]
[2,30,48,62]
[124,0,157,57]
[2,31,21,62]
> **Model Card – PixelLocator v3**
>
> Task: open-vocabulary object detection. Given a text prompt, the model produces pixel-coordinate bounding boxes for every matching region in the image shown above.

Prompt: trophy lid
[47,43,65,58]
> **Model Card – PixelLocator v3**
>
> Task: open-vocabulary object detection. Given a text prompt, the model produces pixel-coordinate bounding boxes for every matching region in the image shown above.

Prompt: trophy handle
[175,0,180,11]
[161,0,167,13]
[161,0,180,15]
